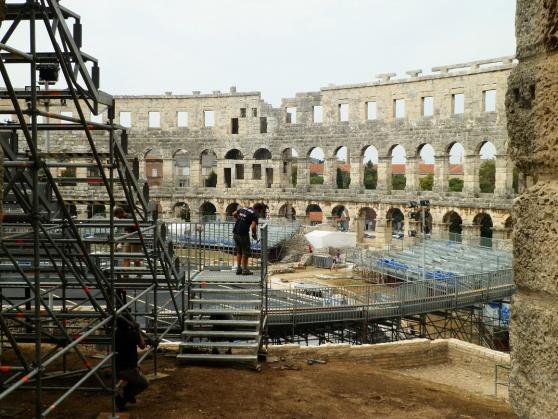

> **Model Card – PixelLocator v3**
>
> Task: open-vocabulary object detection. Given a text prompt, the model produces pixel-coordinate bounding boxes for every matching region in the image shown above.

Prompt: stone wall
[506,1,558,417]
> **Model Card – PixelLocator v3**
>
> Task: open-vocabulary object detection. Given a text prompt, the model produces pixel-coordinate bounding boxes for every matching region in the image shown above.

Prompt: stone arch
[504,216,513,240]
[361,145,378,190]
[447,142,465,192]
[306,203,323,225]
[473,212,493,246]
[200,149,217,187]
[443,210,463,240]
[224,149,244,160]
[199,201,217,221]
[253,148,272,160]
[278,203,296,220]
[389,144,406,191]
[281,147,299,187]
[308,147,325,186]
[386,207,405,234]
[144,148,163,187]
[173,202,190,220]
[417,143,435,191]
[173,149,190,187]
[334,146,350,189]
[225,202,239,217]
[477,140,497,194]
[359,207,377,232]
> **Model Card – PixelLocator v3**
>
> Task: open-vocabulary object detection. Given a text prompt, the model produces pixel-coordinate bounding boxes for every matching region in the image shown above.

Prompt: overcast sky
[61,0,516,106]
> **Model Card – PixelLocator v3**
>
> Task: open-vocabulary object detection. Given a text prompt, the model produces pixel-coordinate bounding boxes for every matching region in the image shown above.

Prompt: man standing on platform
[232,203,265,275]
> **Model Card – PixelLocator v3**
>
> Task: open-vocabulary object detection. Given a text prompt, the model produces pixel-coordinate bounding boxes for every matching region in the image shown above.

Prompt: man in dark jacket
[232,203,265,275]
[115,313,148,411]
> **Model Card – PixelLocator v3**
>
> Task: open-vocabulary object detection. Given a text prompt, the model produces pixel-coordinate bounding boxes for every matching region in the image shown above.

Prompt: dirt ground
[2,353,515,419]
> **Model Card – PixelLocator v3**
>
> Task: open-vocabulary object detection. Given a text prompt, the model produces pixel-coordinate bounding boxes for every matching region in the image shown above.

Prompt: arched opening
[418,144,434,191]
[173,149,190,187]
[474,213,493,247]
[224,149,244,188]
[278,203,296,220]
[359,207,377,237]
[225,202,240,219]
[144,148,163,187]
[478,141,497,193]
[282,148,299,187]
[443,211,463,241]
[331,205,349,231]
[387,208,405,236]
[200,202,217,222]
[504,216,513,240]
[362,145,378,190]
[253,148,273,187]
[306,203,323,225]
[174,202,190,221]
[308,147,325,185]
[390,145,406,190]
[448,143,465,192]
[335,146,350,189]
[200,150,217,187]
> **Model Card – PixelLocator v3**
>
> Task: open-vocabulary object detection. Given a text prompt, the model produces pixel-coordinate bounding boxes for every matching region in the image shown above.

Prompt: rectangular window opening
[231,118,239,134]
[119,112,132,128]
[252,108,258,117]
[313,105,323,123]
[253,164,262,180]
[483,90,496,112]
[235,164,244,180]
[422,96,434,117]
[204,110,215,127]
[366,101,377,120]
[453,93,465,114]
[151,168,158,177]
[240,108,246,118]
[177,111,188,127]
[260,117,267,134]
[338,103,349,122]
[286,107,297,124]
[394,99,405,119]
[148,111,160,128]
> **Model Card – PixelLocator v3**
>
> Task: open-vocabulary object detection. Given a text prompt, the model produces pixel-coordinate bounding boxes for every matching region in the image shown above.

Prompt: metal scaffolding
[0,1,185,417]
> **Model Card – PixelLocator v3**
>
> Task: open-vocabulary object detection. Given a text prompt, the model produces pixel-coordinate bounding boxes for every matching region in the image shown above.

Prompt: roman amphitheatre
[0,1,556,418]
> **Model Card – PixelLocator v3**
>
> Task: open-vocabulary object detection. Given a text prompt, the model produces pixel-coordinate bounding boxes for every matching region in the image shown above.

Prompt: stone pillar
[324,157,336,188]
[506,3,558,416]
[138,156,146,180]
[490,227,510,241]
[374,218,390,246]
[405,156,419,192]
[190,159,201,187]
[433,154,449,193]
[349,157,363,190]
[376,157,391,192]
[216,160,226,189]
[494,154,514,197]
[354,217,364,243]
[295,157,308,189]
[461,224,480,245]
[162,158,173,188]
[463,154,480,194]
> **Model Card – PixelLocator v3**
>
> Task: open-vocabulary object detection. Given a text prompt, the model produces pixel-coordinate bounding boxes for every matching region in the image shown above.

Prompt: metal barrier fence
[267,268,514,325]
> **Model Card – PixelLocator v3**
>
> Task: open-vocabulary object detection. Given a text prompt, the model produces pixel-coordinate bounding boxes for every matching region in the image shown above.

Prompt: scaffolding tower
[0,1,185,417]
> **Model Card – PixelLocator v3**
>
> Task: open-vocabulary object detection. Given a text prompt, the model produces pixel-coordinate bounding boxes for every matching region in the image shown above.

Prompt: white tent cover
[305,230,356,249]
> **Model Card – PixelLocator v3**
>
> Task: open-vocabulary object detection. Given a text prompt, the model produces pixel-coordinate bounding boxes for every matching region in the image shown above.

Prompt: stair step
[190,288,262,294]
[187,309,261,316]
[185,319,260,327]
[190,299,262,305]
[182,330,259,338]
[193,277,261,284]
[180,340,259,349]
[177,353,257,363]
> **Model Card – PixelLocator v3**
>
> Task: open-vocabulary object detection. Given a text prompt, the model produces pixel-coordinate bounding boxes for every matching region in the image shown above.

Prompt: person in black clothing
[115,313,148,411]
[232,203,265,275]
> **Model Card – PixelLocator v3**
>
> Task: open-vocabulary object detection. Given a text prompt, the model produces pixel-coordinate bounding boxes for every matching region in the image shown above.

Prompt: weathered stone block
[515,0,558,58]
[509,291,558,418]
[513,179,558,294]
[506,54,558,174]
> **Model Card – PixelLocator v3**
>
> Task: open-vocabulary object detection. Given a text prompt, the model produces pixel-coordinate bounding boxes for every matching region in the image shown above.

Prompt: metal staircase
[177,226,268,369]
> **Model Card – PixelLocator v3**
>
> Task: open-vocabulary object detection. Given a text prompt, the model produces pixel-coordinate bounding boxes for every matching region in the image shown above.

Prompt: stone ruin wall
[506,0,558,417]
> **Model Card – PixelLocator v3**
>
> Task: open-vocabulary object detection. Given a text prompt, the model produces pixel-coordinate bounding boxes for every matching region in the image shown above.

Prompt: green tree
[363,162,377,190]
[291,164,298,187]
[391,175,406,190]
[336,168,350,189]
[479,159,495,193]
[205,170,217,187]
[449,178,464,192]
[310,173,324,185]
[419,173,434,191]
